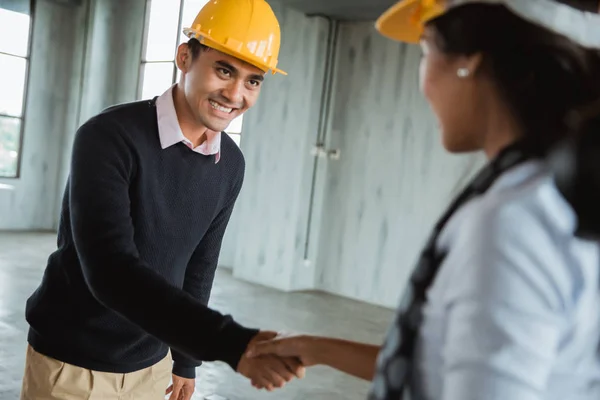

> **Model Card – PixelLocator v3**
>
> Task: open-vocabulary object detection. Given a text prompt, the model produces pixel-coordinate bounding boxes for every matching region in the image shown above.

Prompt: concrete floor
[0,232,394,400]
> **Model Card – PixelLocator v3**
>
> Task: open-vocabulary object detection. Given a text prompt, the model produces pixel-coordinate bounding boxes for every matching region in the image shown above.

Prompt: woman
[247,0,600,399]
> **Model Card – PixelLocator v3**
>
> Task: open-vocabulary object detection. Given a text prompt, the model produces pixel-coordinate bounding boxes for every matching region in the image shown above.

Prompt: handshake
[235,330,377,391]
[236,330,318,391]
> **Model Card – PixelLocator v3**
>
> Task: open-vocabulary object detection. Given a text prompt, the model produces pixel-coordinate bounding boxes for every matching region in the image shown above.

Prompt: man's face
[176,43,266,132]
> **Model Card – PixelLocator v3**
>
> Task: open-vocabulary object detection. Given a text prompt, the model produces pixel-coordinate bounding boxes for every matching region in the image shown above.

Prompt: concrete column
[54,0,147,225]
[0,0,147,230]
[0,0,88,230]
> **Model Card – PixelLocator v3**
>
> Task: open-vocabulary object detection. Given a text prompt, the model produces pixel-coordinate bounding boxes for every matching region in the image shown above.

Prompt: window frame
[0,0,35,179]
[136,0,184,102]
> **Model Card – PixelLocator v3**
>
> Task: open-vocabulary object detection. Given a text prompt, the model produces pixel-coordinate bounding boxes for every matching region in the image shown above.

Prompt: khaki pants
[20,345,172,400]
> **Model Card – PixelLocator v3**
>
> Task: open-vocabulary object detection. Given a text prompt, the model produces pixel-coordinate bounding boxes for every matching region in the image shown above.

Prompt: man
[20,1,303,399]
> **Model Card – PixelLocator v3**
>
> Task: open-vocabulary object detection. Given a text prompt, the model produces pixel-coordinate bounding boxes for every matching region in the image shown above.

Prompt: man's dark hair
[187,38,210,62]
[427,2,600,155]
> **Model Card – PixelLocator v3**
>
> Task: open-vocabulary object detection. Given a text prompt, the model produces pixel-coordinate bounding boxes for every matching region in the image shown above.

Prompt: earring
[457,68,470,78]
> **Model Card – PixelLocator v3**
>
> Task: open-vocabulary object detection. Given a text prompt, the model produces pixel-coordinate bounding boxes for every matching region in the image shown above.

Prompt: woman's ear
[464,52,484,77]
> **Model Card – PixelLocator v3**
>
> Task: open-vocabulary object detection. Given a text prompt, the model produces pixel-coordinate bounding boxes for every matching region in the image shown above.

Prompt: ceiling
[1,0,396,21]
[271,0,398,21]
[0,0,29,14]
[272,0,600,21]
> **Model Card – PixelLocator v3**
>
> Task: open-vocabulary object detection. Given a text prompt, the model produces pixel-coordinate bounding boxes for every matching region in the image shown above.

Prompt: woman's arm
[246,334,381,380]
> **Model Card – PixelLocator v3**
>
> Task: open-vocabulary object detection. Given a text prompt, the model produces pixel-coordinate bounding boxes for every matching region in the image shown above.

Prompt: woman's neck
[481,99,524,159]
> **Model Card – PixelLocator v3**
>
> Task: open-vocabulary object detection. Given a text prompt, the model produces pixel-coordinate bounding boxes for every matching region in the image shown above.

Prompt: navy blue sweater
[25,99,258,379]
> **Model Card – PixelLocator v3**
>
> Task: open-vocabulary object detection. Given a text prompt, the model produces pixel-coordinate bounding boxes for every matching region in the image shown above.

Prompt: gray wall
[225,5,331,291]
[314,22,484,307]
[0,0,146,230]
[227,21,484,308]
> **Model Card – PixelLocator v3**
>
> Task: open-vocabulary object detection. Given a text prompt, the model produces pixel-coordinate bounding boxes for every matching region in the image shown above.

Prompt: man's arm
[172,168,244,379]
[69,119,255,370]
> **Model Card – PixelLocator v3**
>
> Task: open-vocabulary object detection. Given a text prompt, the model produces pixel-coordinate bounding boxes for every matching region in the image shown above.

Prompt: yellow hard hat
[376,0,446,43]
[183,0,287,76]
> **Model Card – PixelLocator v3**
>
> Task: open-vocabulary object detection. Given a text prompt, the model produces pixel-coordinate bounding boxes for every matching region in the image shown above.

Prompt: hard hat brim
[375,0,445,44]
[184,28,287,76]
[270,67,287,76]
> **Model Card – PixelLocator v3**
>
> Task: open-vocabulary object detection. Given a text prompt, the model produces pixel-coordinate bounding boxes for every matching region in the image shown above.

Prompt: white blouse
[411,161,600,400]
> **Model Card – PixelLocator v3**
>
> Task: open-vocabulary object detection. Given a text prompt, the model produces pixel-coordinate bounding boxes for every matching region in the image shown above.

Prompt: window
[139,0,243,145]
[0,0,32,178]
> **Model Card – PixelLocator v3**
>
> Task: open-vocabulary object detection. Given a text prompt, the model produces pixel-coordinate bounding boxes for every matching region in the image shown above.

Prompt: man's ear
[175,43,191,73]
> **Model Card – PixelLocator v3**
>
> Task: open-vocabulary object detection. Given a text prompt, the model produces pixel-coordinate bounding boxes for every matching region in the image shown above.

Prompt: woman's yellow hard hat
[183,0,287,75]
[377,0,600,46]
[376,0,446,43]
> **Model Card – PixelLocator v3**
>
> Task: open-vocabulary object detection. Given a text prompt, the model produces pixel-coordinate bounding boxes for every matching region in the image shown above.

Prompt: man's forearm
[171,257,217,379]
[310,337,381,380]
[75,248,258,368]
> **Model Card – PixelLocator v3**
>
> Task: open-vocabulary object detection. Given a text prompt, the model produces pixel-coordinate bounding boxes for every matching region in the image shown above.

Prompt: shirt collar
[156,84,221,163]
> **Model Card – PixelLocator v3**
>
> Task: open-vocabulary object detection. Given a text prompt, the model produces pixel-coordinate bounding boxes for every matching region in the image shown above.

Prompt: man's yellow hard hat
[376,0,446,43]
[183,0,286,75]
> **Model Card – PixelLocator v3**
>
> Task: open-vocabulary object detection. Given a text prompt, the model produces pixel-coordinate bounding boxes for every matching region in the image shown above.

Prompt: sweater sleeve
[172,161,245,379]
[69,119,258,371]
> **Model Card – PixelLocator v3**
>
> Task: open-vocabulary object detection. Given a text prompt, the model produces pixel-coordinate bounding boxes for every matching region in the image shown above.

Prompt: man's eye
[249,80,261,87]
[218,68,231,76]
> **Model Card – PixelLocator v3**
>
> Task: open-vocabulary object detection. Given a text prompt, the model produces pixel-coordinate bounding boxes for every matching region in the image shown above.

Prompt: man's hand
[237,331,306,391]
[166,374,195,400]
[246,333,321,367]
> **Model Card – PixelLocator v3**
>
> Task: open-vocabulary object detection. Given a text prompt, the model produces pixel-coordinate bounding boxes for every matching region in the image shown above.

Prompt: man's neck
[172,84,209,147]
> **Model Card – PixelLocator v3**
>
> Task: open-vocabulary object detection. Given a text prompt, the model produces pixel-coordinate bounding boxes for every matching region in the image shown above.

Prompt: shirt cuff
[172,363,197,379]
[218,322,260,371]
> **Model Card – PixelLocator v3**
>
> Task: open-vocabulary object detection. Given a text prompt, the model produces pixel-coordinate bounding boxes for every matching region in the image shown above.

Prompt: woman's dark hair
[549,97,600,239]
[427,2,600,155]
